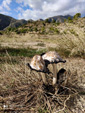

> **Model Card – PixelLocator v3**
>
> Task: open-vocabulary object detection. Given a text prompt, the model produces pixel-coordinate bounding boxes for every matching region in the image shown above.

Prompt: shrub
[28,28,33,32]
[20,28,28,33]
[7,27,17,32]
[49,27,54,33]
[41,27,45,34]
[15,29,20,34]
[34,27,38,32]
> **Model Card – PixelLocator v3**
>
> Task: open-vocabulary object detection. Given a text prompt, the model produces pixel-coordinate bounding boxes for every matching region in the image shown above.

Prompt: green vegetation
[68,16,73,23]
[49,27,54,33]
[41,27,46,34]
[6,27,28,34]
[48,47,71,57]
[73,13,81,20]
[49,27,60,34]
[0,47,46,57]
[34,27,38,32]
[7,27,16,32]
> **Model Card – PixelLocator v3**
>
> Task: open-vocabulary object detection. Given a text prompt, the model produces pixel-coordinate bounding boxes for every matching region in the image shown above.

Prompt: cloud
[2,0,12,10]
[16,0,85,20]
[0,0,12,15]
[0,0,85,20]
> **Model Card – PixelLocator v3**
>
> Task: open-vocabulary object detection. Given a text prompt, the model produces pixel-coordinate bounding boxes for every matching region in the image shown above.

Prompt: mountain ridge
[0,14,27,30]
[46,14,73,22]
[0,13,73,30]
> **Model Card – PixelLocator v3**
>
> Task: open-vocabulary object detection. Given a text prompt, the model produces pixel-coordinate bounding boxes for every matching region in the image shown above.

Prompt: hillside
[0,14,27,30]
[0,14,16,30]
[46,15,73,22]
[0,15,85,57]
[0,13,73,30]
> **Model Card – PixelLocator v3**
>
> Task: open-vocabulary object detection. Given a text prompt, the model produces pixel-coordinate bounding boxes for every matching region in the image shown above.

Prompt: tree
[73,13,81,20]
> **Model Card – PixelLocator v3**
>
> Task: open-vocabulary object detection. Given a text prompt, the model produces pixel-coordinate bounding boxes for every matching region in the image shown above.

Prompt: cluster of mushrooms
[27,51,66,86]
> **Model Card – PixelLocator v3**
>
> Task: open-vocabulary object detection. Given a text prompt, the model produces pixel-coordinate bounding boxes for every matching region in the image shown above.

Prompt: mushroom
[41,51,66,85]
[27,55,50,84]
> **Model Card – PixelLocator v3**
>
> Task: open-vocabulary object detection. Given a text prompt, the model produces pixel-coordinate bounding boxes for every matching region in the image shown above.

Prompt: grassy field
[0,18,85,112]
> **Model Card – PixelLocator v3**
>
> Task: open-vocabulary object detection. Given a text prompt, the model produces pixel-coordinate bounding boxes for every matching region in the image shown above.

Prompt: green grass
[0,47,46,57]
[48,47,71,57]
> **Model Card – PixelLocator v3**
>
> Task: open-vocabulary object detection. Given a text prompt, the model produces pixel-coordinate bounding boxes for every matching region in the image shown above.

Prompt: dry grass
[0,32,85,58]
[0,55,85,112]
[0,19,85,57]
[53,35,85,58]
[0,18,85,112]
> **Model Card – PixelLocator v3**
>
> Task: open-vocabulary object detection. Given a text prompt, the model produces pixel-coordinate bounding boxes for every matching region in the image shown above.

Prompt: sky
[0,0,85,20]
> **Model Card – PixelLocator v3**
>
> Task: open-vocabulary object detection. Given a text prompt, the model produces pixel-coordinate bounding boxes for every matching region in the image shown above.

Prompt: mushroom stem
[40,73,47,84]
[52,63,57,85]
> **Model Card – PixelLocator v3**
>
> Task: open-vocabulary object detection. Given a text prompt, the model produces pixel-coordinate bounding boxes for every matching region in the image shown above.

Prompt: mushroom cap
[42,51,66,63]
[30,55,45,71]
[27,55,50,74]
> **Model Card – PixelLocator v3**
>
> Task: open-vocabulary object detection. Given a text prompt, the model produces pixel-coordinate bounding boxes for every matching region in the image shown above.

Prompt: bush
[49,27,54,33]
[15,28,28,34]
[34,27,38,32]
[15,29,20,34]
[20,28,28,33]
[41,27,45,34]
[28,28,33,32]
[7,27,16,32]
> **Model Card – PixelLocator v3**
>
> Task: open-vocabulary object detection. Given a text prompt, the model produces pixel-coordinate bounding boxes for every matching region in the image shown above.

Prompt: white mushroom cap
[42,51,62,63]
[30,55,45,71]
